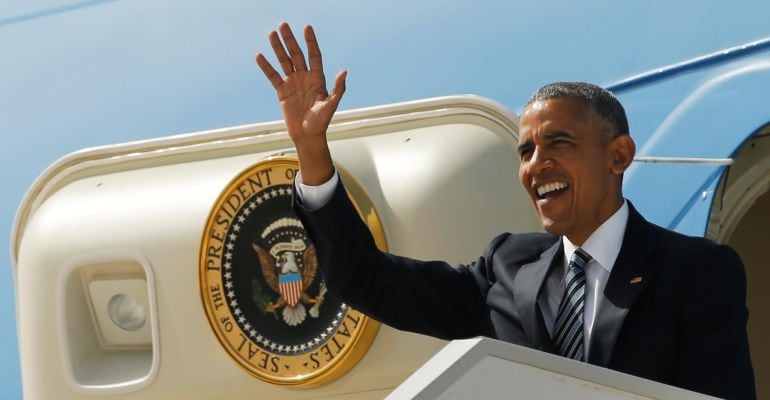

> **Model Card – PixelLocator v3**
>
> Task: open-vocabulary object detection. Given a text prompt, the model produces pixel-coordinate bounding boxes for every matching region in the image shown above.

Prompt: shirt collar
[562,200,629,273]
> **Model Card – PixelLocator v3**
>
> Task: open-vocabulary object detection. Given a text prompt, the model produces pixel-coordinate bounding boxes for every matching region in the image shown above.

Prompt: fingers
[279,22,308,72]
[258,23,335,94]
[268,30,294,75]
[304,25,323,73]
[255,53,282,89]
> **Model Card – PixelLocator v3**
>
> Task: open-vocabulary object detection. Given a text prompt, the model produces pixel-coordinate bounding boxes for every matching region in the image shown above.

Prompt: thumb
[329,70,347,106]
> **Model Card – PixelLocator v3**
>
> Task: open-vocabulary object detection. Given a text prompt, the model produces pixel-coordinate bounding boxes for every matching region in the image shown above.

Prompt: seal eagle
[252,242,319,326]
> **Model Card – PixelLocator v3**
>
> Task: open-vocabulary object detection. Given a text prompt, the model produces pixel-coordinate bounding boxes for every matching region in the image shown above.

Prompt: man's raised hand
[256,23,346,185]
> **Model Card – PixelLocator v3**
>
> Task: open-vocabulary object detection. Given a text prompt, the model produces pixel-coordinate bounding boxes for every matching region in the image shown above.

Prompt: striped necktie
[552,248,591,361]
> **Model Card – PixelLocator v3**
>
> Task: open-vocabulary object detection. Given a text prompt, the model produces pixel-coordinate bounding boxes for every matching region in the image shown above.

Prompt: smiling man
[256,23,755,399]
[517,91,635,246]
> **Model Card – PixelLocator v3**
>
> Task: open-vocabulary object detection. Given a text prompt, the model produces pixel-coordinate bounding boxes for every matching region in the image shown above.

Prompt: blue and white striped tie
[552,248,591,361]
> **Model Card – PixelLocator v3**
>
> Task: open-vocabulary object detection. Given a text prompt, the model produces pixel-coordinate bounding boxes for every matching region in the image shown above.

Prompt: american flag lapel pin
[629,276,643,284]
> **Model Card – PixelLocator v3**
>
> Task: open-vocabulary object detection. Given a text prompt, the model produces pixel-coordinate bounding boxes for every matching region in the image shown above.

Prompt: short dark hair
[525,82,629,137]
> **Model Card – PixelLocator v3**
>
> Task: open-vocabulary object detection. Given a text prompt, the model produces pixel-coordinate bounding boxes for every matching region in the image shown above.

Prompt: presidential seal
[199,157,382,386]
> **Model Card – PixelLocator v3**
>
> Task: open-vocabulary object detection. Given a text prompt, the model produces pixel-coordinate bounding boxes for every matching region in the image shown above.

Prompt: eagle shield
[279,272,302,307]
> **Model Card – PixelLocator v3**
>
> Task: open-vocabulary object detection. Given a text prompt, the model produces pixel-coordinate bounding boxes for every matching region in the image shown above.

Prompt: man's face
[517,97,627,245]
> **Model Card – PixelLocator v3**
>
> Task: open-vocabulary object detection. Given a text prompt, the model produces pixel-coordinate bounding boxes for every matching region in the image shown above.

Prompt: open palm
[256,23,346,144]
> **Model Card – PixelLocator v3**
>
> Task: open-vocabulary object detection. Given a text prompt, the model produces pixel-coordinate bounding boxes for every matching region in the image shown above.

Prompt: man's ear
[609,134,636,175]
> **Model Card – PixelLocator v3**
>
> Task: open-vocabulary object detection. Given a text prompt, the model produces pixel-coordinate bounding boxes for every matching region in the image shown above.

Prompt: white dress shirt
[294,170,340,211]
[540,200,629,357]
[295,169,630,358]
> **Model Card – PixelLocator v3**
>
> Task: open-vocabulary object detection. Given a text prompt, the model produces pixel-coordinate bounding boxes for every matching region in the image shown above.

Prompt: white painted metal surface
[389,338,716,400]
[13,95,544,399]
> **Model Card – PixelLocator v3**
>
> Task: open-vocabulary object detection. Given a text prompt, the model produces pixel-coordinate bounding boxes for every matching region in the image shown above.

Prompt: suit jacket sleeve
[677,244,756,400]
[293,180,503,340]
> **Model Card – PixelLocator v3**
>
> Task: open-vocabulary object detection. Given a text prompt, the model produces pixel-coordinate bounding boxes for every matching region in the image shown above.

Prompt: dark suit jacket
[295,182,755,400]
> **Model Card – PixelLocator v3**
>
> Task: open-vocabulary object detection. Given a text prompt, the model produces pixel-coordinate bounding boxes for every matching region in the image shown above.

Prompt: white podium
[389,337,716,400]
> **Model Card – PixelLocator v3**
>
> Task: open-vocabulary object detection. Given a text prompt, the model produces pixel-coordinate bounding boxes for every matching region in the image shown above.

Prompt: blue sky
[2,1,769,397]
